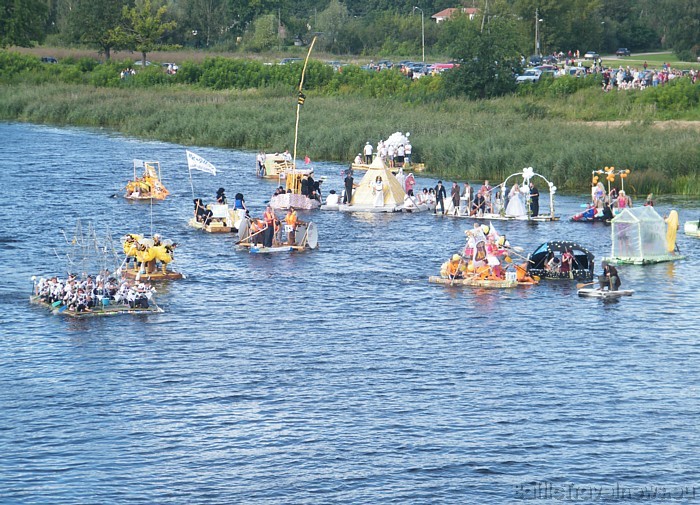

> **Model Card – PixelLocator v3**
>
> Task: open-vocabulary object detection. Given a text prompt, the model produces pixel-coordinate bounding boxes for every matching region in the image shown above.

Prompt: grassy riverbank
[1,81,699,195]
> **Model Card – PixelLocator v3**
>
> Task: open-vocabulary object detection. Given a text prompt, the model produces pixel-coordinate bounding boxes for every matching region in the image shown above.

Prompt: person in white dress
[395,167,405,191]
[373,176,385,207]
[505,182,527,217]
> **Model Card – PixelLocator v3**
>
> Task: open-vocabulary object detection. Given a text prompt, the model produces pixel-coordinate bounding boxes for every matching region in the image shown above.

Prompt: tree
[179,0,227,48]
[661,0,700,60]
[245,13,278,52]
[0,0,48,48]
[225,0,282,39]
[122,0,177,66]
[65,0,127,60]
[441,13,524,99]
[316,0,349,52]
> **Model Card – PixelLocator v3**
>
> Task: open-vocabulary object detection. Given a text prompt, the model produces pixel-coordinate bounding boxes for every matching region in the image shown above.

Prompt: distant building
[431,7,479,23]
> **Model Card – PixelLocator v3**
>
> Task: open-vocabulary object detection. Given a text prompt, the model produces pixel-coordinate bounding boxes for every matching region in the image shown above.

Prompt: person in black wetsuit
[529,182,540,217]
[344,171,356,204]
[598,262,621,291]
[434,181,447,215]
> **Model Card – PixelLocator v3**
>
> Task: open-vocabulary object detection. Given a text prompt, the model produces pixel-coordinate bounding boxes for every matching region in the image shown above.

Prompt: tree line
[1,0,699,62]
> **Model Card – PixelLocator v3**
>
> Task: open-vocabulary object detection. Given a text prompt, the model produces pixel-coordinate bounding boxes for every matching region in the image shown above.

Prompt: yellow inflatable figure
[123,234,143,268]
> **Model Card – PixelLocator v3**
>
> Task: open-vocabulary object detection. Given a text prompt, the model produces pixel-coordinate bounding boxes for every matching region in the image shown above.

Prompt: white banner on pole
[186,150,217,175]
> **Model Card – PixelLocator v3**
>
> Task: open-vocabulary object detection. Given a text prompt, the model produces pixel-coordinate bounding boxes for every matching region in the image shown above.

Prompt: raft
[684,221,700,237]
[428,275,521,288]
[30,295,163,317]
[601,254,684,265]
[121,269,184,281]
[578,288,634,299]
[351,162,425,172]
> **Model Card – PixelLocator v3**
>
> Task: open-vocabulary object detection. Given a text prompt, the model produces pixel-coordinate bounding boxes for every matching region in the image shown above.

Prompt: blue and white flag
[186,150,217,175]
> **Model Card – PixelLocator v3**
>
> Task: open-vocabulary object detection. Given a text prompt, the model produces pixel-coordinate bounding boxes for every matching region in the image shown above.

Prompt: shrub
[0,51,41,79]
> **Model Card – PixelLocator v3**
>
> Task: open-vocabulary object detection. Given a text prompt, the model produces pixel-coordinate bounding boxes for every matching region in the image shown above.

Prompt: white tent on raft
[603,206,683,265]
[339,156,407,212]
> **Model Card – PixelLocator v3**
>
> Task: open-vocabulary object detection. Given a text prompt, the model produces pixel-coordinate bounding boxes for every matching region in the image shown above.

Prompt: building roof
[432,7,479,20]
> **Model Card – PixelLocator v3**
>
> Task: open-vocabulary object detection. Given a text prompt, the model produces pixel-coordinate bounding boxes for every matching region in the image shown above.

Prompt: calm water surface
[1,122,700,504]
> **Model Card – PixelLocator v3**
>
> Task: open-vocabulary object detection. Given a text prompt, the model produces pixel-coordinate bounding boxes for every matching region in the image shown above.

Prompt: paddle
[576,281,597,289]
[51,300,62,307]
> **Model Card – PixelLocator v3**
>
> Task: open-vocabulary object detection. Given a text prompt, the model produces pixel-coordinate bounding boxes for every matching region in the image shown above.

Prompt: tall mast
[292,36,317,172]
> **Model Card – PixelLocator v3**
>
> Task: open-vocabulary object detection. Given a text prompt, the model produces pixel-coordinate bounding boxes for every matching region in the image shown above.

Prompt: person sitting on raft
[216,187,227,204]
[440,254,467,279]
[193,198,212,225]
[233,193,247,212]
[599,262,621,291]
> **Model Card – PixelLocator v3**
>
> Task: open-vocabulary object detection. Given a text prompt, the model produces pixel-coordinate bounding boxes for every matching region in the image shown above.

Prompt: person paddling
[598,262,621,291]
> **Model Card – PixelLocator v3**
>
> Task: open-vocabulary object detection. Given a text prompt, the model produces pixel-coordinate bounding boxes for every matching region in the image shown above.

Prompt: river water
[2,122,700,504]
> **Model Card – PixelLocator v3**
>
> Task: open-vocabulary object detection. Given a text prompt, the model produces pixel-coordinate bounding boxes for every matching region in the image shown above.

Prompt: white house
[431,7,479,23]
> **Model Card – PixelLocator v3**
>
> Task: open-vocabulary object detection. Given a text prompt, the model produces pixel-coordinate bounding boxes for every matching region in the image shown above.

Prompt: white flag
[186,150,217,175]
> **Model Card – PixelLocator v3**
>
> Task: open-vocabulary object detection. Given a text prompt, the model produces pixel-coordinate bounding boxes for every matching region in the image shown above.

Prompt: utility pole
[413,6,425,62]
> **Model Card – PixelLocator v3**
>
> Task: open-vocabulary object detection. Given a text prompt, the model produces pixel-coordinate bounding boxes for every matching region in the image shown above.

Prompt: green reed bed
[1,82,699,195]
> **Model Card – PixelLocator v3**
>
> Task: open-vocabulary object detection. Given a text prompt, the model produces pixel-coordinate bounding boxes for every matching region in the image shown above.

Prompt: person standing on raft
[598,262,621,291]
[434,181,447,215]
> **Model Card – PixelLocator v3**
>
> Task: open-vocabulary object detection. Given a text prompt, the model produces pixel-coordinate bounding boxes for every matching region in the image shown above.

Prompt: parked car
[583,51,600,60]
[279,58,303,65]
[376,59,393,69]
[615,48,631,57]
[41,57,58,64]
[528,55,543,66]
[133,60,152,66]
[560,67,588,78]
[541,55,559,65]
[516,68,555,84]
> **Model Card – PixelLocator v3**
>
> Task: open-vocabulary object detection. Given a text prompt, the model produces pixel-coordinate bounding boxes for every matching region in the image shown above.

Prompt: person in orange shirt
[284,207,299,245]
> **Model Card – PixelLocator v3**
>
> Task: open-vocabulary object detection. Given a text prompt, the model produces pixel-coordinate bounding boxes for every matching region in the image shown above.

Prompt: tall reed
[1,82,700,195]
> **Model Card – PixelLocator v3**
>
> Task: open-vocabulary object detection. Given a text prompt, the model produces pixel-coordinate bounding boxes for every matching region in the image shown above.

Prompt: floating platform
[428,275,521,288]
[439,210,559,221]
[684,221,700,238]
[30,296,163,317]
[578,288,634,298]
[121,269,184,281]
[601,254,684,265]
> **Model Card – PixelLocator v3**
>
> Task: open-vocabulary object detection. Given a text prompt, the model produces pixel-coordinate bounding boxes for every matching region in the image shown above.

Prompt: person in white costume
[505,182,527,217]
[373,176,385,207]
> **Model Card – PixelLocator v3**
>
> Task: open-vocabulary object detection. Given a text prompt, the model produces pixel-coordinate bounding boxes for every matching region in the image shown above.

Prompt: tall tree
[180,0,227,48]
[661,0,700,60]
[316,0,349,52]
[245,13,278,51]
[441,13,524,99]
[65,0,127,59]
[122,0,177,65]
[0,0,48,48]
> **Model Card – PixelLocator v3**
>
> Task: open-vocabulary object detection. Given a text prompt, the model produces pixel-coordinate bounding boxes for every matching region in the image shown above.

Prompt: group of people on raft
[193,188,248,228]
[573,182,654,222]
[122,233,177,274]
[271,172,323,202]
[440,224,538,283]
[246,206,304,248]
[34,273,155,312]
[125,164,169,199]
